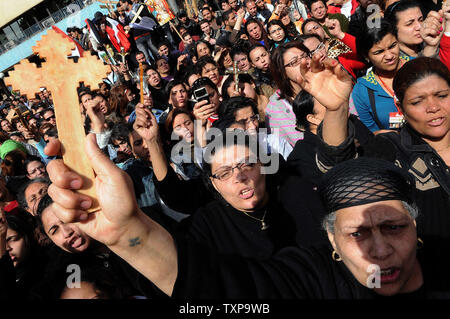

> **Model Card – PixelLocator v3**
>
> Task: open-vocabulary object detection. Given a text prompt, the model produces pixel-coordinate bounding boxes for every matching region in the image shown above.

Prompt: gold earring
[417,237,424,249]
[332,250,342,262]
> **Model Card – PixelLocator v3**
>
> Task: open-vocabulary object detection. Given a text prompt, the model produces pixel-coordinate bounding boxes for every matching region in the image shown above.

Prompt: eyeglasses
[3,159,12,166]
[234,114,259,127]
[44,114,55,121]
[284,54,308,68]
[211,161,257,181]
[308,42,326,58]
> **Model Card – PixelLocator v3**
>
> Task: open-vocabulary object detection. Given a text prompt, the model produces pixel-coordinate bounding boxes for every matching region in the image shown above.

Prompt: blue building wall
[0,2,109,72]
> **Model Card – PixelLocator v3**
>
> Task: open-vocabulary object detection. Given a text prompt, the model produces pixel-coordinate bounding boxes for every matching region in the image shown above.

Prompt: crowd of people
[0,0,449,299]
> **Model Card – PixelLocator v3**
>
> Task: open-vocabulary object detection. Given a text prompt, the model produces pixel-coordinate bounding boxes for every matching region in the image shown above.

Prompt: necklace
[241,209,269,230]
[375,59,405,98]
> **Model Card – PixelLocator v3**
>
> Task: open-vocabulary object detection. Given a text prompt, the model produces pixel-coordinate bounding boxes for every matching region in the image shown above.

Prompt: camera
[193,87,209,104]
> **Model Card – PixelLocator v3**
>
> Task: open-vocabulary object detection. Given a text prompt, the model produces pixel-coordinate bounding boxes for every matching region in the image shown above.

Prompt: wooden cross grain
[5,29,111,213]
[125,5,145,34]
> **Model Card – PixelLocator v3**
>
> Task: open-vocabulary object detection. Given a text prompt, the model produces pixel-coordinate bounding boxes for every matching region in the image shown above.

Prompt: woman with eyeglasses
[130,112,325,258]
[301,19,367,78]
[196,56,225,92]
[266,41,311,146]
[217,96,293,160]
[24,156,47,180]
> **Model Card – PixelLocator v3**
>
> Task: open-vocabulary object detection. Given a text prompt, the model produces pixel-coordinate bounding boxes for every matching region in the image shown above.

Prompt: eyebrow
[341,217,410,230]
[215,156,251,171]
[47,224,58,235]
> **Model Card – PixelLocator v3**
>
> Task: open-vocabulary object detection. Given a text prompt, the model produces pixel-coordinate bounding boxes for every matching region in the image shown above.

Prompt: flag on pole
[130,16,158,31]
[105,17,131,52]
[51,25,84,57]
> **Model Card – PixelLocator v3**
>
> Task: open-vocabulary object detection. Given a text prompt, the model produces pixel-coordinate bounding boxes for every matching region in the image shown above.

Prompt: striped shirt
[265,90,303,147]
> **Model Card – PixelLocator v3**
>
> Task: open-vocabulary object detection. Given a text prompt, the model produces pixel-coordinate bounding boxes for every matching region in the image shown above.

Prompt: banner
[145,0,175,26]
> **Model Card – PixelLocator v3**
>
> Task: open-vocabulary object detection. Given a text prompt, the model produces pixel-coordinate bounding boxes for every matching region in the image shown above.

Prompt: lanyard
[374,60,404,114]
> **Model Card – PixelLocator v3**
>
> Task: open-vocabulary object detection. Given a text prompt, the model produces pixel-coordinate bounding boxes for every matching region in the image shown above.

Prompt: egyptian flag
[105,17,131,52]
[52,25,84,57]
[85,18,107,46]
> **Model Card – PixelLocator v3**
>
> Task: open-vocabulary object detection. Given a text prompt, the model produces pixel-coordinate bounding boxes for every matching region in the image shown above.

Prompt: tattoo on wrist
[129,237,141,247]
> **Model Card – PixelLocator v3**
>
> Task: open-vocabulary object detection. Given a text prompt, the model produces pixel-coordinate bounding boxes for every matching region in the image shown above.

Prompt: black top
[172,236,450,298]
[316,123,450,239]
[180,173,327,258]
[287,115,373,186]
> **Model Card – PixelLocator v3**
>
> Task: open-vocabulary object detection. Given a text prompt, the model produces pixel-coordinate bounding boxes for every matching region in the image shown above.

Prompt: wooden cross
[125,5,146,34]
[6,106,30,131]
[97,0,117,15]
[225,61,246,92]
[5,30,111,213]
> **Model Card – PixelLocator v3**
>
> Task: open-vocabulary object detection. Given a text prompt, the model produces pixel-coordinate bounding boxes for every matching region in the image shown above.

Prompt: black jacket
[316,123,450,239]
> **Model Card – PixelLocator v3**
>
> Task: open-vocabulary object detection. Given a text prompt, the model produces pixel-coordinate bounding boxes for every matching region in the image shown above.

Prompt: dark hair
[78,90,92,104]
[134,50,145,58]
[1,149,27,177]
[218,96,258,119]
[24,155,45,174]
[54,263,129,299]
[270,40,311,100]
[245,18,270,50]
[182,65,201,84]
[385,0,423,37]
[164,108,194,136]
[182,32,192,40]
[222,10,234,22]
[230,44,249,60]
[301,18,321,35]
[5,209,37,256]
[194,40,213,59]
[393,57,450,106]
[307,0,327,11]
[199,19,210,26]
[292,90,315,131]
[356,19,395,60]
[221,73,258,100]
[196,55,219,74]
[157,40,171,51]
[165,79,189,97]
[190,77,219,95]
[109,122,131,145]
[248,43,268,62]
[34,193,53,236]
[267,20,287,42]
[108,85,129,116]
[17,177,50,210]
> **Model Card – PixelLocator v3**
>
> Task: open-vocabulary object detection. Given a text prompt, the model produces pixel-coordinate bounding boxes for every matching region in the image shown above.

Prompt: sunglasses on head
[3,159,12,166]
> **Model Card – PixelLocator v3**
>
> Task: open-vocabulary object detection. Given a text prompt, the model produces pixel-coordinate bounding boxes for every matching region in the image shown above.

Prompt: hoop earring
[417,237,424,250]
[332,250,342,262]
